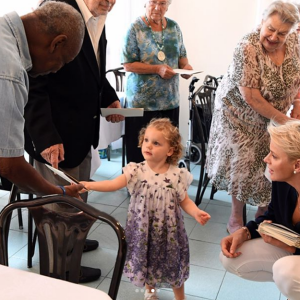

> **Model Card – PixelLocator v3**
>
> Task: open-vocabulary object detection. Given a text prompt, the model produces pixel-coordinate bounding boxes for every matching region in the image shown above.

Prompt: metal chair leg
[16,194,24,230]
[122,135,126,168]
[17,209,23,230]
[27,190,34,268]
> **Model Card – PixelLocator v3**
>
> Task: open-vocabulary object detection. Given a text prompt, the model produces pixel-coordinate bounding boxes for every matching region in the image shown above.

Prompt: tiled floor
[0,151,286,300]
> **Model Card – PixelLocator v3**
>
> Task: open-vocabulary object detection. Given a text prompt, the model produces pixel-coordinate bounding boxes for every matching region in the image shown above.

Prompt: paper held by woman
[173,69,203,75]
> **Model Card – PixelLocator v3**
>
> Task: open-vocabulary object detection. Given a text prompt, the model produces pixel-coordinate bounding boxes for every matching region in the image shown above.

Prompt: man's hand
[41,144,64,169]
[105,100,125,123]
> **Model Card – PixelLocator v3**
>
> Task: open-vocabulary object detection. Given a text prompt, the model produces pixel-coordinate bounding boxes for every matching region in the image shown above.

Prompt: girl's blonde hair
[138,118,183,165]
[267,120,300,161]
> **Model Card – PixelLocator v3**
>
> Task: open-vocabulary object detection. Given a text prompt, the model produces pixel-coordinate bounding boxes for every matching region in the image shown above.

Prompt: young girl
[81,118,211,300]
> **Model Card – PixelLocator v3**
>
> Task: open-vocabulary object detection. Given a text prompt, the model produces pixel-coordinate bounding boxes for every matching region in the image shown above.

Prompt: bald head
[22,1,85,77]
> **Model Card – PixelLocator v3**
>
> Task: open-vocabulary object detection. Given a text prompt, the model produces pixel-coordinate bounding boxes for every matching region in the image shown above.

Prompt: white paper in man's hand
[45,164,78,184]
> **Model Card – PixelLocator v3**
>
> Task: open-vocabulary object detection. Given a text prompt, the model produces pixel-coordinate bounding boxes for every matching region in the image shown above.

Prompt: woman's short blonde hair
[138,118,182,165]
[262,1,300,28]
[267,120,300,161]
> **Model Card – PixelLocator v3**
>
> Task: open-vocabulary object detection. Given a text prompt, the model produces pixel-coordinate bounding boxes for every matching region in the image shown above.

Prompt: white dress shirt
[76,0,106,65]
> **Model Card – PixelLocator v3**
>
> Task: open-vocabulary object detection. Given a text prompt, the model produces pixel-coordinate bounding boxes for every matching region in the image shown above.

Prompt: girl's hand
[195,209,211,225]
[79,181,89,193]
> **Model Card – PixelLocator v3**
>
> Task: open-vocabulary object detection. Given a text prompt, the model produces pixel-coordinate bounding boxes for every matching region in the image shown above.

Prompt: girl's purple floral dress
[123,161,193,288]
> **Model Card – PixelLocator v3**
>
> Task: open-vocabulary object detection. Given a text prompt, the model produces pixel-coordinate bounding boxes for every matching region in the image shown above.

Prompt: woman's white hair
[262,1,299,29]
[144,0,172,5]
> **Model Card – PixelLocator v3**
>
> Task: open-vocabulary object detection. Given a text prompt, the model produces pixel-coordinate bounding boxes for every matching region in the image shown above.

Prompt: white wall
[0,1,37,15]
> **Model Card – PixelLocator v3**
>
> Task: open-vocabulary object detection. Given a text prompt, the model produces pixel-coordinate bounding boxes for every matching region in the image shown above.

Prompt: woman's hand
[258,220,296,253]
[157,65,176,79]
[220,228,249,258]
[180,64,193,79]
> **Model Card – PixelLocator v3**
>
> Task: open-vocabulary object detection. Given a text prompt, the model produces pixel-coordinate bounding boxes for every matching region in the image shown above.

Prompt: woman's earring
[294,170,297,174]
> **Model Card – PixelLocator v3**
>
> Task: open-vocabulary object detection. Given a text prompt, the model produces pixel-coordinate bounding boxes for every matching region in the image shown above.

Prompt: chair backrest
[106,67,126,92]
[0,195,127,300]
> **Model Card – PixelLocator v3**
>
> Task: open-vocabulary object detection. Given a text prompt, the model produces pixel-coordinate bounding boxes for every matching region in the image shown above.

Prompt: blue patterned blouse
[121,17,187,111]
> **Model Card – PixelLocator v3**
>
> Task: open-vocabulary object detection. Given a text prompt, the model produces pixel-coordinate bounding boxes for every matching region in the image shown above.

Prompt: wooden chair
[0,177,23,229]
[106,66,125,93]
[0,194,127,300]
[0,155,36,267]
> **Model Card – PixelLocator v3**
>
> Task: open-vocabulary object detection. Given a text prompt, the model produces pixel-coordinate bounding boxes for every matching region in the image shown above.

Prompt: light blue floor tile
[217,272,281,300]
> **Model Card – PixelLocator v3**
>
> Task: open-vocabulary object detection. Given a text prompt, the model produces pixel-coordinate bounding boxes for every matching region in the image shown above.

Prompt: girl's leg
[173,284,185,300]
[273,256,300,300]
[220,238,291,282]
[227,195,244,233]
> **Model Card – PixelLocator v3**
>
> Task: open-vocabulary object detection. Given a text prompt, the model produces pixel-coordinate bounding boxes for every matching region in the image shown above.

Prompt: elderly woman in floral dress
[206,1,300,234]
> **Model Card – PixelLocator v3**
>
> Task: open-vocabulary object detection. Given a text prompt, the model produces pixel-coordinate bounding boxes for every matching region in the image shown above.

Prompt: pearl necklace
[144,14,166,61]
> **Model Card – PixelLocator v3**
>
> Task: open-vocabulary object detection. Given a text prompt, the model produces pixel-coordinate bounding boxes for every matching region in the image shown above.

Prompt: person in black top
[220,120,300,300]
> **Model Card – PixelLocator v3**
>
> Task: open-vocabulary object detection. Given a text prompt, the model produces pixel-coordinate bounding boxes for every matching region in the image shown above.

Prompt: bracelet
[57,185,66,195]
[242,226,251,240]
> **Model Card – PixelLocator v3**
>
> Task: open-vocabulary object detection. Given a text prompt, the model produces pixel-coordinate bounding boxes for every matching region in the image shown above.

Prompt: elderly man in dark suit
[24,0,123,283]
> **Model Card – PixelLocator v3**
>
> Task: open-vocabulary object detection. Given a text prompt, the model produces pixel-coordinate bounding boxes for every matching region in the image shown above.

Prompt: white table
[0,265,112,300]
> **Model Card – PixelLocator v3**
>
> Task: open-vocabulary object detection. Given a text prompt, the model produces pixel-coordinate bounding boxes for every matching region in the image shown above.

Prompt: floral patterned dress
[206,29,300,206]
[123,161,193,288]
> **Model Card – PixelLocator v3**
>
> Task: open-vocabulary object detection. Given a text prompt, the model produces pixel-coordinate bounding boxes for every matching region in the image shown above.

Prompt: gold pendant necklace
[144,14,165,62]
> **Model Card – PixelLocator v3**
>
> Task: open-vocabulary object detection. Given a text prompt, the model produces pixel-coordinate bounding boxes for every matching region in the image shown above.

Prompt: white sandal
[144,290,159,300]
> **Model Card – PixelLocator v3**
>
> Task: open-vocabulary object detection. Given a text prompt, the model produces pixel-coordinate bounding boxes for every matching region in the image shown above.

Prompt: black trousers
[125,107,179,164]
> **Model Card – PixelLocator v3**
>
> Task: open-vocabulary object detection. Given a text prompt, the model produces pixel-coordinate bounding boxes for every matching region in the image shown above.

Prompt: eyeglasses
[148,1,168,8]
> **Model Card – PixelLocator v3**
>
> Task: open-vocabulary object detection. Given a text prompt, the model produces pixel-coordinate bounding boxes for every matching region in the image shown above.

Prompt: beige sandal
[144,290,159,300]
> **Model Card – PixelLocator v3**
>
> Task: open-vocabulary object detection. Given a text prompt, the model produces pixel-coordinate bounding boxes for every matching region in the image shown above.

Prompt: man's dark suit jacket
[24,0,118,168]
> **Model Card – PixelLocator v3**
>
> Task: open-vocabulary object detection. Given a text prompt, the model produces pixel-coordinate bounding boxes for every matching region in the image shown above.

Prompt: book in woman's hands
[257,222,300,248]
